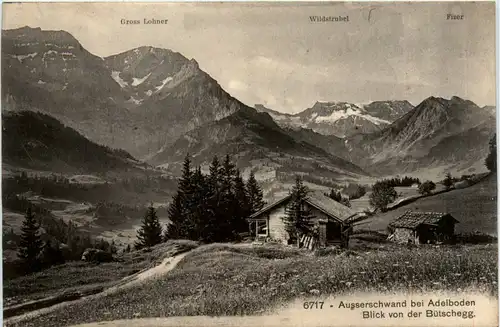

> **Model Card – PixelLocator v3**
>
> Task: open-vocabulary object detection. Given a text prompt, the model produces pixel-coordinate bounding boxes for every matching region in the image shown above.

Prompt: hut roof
[249,191,358,223]
[389,211,459,229]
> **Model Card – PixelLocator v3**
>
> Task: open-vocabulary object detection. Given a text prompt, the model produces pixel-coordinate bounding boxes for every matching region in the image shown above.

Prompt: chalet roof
[389,211,459,229]
[249,190,358,223]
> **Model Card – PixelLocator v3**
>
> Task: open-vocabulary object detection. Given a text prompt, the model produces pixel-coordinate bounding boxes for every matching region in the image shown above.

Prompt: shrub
[442,172,454,190]
[418,180,436,195]
[369,181,397,212]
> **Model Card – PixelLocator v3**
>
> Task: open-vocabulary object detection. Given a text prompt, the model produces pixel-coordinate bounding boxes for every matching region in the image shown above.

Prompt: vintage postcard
[1,2,498,327]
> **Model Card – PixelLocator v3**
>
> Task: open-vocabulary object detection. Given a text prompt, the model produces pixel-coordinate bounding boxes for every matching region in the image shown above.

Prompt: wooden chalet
[388,210,459,244]
[248,191,359,248]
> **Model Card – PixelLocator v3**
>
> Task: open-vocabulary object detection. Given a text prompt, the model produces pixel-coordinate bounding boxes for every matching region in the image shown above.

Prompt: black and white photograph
[1,2,498,326]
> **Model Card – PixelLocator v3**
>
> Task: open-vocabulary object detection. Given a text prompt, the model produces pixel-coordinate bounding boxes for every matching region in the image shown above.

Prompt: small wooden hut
[248,191,359,249]
[388,210,459,244]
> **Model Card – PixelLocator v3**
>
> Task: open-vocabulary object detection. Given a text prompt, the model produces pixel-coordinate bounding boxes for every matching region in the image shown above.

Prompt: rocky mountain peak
[302,101,361,118]
[254,104,293,117]
[419,96,444,108]
[3,26,82,50]
[188,58,199,68]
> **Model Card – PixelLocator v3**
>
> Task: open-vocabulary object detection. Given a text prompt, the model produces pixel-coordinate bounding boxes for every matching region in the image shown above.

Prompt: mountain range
[2,26,496,182]
[2,27,242,160]
[255,100,414,137]
[345,96,495,176]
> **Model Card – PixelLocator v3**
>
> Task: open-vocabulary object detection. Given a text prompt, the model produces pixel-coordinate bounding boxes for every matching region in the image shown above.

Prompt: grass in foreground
[3,240,199,307]
[6,242,497,327]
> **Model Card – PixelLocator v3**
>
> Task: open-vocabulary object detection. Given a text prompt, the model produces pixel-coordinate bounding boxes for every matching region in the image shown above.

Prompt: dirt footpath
[4,252,190,326]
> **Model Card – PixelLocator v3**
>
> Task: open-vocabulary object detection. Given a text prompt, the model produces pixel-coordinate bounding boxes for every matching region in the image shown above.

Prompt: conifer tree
[188,166,208,240]
[135,205,163,249]
[166,194,182,239]
[179,155,194,202]
[326,189,342,202]
[204,156,222,242]
[18,207,43,271]
[167,154,193,239]
[219,155,237,240]
[247,171,265,214]
[110,240,118,255]
[234,169,251,235]
[485,133,496,173]
[326,189,352,208]
[282,176,315,247]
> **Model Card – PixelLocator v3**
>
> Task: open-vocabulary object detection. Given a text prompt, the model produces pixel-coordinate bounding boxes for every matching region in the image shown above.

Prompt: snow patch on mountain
[131,73,152,86]
[155,76,173,92]
[15,42,39,47]
[127,96,143,105]
[111,71,128,88]
[314,107,391,125]
[10,52,38,63]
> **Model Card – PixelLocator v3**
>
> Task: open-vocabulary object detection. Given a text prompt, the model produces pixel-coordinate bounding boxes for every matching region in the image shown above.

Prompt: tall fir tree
[167,154,193,239]
[219,154,237,240]
[179,155,193,195]
[188,166,208,240]
[234,169,251,235]
[135,205,163,249]
[485,133,497,173]
[247,171,265,214]
[18,207,43,271]
[282,176,315,247]
[166,194,182,239]
[204,155,222,242]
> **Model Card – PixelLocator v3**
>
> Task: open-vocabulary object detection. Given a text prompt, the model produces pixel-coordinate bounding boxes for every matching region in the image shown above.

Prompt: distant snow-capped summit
[254,100,414,137]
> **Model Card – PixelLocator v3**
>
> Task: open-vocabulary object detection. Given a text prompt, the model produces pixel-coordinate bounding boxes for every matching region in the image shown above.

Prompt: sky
[2,2,496,113]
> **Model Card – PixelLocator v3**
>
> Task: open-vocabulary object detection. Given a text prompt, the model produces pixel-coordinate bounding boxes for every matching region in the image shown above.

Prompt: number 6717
[303,301,324,309]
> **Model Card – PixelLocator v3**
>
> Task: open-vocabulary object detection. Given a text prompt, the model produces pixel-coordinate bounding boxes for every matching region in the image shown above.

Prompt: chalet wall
[268,205,289,244]
[393,228,419,244]
[265,202,346,245]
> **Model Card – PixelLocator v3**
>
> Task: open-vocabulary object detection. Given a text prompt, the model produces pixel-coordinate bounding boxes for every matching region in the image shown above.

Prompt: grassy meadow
[357,174,497,235]
[5,242,497,327]
[3,240,199,307]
